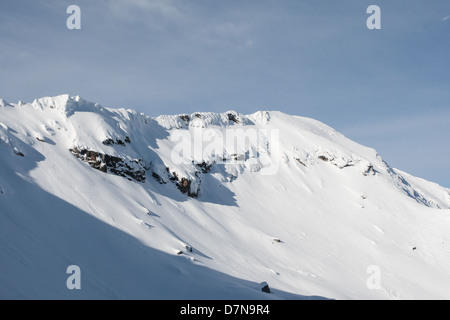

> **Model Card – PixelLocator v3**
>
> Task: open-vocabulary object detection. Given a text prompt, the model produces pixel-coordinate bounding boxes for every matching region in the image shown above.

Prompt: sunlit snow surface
[1,95,449,300]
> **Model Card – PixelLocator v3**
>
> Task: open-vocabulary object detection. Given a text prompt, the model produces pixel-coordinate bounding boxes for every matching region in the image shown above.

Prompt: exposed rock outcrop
[260,282,271,294]
[167,168,200,198]
[70,147,146,182]
[102,136,131,146]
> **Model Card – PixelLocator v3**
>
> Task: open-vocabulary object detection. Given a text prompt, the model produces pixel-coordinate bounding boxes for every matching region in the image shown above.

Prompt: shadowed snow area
[1,95,449,300]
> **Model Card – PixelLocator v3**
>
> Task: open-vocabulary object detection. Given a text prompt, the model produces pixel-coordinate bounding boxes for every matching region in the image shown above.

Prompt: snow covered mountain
[1,94,449,300]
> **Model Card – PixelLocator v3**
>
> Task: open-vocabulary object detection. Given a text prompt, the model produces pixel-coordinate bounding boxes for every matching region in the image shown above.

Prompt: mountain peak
[31,94,101,116]
[0,98,11,107]
[1,94,450,299]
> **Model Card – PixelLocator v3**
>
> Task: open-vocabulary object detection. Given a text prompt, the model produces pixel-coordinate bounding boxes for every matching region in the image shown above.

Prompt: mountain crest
[1,95,448,209]
[1,94,450,300]
[31,94,102,116]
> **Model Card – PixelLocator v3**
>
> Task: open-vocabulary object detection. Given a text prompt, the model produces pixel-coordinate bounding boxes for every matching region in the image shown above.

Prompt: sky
[0,0,449,187]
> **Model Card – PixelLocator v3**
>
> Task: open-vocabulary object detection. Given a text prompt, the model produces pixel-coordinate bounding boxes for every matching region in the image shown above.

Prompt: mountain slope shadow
[105,116,240,207]
[0,177,327,300]
[147,171,238,207]
[0,142,327,300]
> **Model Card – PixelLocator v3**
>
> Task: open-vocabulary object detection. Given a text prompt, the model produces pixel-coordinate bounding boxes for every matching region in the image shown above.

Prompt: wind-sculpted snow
[1,95,450,300]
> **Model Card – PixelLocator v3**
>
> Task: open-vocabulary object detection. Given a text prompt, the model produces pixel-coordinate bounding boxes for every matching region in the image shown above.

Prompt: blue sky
[0,0,449,187]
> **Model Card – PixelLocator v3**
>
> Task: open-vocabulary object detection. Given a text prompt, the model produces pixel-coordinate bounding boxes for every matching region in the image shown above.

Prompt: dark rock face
[195,161,212,174]
[179,115,190,123]
[179,178,191,194]
[152,172,166,184]
[166,168,199,198]
[260,282,271,294]
[102,136,131,146]
[364,165,376,176]
[294,157,307,167]
[70,146,212,198]
[227,113,240,124]
[70,147,146,183]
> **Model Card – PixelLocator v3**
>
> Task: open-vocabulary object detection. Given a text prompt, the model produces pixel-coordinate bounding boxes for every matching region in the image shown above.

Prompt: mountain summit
[1,95,449,299]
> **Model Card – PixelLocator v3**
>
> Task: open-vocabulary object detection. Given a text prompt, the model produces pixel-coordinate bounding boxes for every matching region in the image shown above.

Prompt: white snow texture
[0,95,449,300]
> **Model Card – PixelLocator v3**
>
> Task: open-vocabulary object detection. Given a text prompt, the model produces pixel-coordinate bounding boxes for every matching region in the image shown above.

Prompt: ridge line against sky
[0,0,449,187]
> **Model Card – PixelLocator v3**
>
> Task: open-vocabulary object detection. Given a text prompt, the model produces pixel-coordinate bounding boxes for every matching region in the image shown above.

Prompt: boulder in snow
[260,282,271,294]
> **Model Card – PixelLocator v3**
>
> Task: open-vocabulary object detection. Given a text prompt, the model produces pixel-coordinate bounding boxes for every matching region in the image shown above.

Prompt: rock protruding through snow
[70,147,147,182]
[260,282,271,294]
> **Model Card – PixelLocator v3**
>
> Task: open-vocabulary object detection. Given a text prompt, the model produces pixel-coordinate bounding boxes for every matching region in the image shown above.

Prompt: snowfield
[0,94,449,300]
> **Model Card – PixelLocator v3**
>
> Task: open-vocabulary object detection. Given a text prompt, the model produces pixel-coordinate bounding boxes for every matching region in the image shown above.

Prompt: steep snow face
[1,95,450,300]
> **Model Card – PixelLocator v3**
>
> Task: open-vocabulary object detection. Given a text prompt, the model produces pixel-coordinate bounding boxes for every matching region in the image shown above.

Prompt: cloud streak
[105,0,183,18]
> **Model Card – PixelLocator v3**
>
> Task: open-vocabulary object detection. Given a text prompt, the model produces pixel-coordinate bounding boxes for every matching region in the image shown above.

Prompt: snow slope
[1,95,449,300]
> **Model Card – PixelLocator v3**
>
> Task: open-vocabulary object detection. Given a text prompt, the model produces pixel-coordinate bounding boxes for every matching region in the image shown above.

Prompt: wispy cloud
[100,0,254,49]
[443,15,450,21]
[103,0,185,25]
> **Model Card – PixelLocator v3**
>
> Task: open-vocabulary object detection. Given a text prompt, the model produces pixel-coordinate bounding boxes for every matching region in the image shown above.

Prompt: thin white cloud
[104,0,184,24]
[443,15,450,21]
[101,0,253,49]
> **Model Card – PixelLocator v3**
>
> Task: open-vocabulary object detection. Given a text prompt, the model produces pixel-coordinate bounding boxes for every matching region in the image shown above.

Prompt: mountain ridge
[1,94,449,299]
